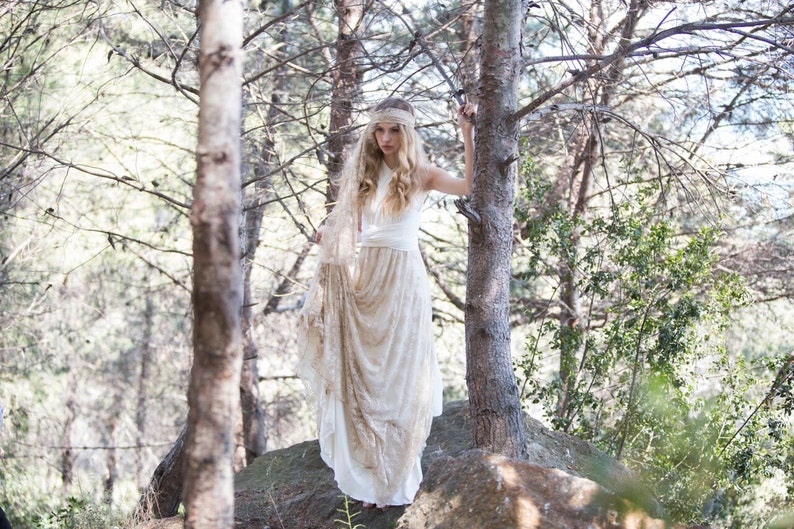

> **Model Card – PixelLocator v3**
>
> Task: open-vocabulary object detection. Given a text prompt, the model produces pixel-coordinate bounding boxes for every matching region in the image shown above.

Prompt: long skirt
[298,246,443,506]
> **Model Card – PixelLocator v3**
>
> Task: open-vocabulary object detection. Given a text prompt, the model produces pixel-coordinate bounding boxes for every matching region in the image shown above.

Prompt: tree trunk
[136,295,154,486]
[555,122,598,425]
[61,388,76,498]
[104,392,122,506]
[236,139,275,469]
[138,425,187,519]
[457,0,480,99]
[184,1,245,528]
[135,296,184,520]
[326,0,367,203]
[237,347,266,466]
[236,0,306,469]
[464,0,527,460]
[236,123,277,470]
[553,0,645,427]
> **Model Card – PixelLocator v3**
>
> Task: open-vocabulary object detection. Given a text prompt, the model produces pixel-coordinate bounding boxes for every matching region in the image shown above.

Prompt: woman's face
[373,122,402,157]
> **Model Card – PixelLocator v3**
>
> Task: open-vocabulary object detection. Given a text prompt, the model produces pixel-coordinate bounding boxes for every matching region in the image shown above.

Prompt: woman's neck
[382,153,397,169]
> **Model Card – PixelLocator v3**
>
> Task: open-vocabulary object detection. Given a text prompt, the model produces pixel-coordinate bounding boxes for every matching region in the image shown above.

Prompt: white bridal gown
[299,162,443,506]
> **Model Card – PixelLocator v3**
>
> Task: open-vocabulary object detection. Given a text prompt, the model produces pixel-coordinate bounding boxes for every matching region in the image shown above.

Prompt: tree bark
[465,0,527,460]
[238,308,266,468]
[325,0,368,203]
[138,425,187,519]
[135,295,187,520]
[457,0,481,99]
[135,297,184,519]
[237,138,275,468]
[184,1,245,528]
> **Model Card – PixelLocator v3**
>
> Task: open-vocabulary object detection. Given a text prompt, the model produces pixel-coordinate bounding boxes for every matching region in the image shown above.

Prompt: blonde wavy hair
[356,98,427,217]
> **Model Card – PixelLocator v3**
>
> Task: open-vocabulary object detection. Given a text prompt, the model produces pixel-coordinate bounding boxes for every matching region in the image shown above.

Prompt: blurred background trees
[0,0,792,527]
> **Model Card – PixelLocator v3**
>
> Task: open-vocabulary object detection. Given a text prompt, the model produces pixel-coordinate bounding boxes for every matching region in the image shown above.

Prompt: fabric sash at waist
[359,223,419,251]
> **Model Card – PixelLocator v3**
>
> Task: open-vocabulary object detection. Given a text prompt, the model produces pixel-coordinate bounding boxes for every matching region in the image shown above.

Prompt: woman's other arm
[424,102,476,196]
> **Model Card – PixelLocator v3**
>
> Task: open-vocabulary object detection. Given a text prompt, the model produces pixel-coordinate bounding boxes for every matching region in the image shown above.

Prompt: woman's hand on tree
[457,102,476,136]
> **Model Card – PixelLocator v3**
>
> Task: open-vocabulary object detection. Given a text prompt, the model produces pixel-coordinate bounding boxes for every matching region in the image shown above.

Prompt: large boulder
[398,450,666,529]
[227,400,669,529]
[134,401,672,528]
[424,401,662,517]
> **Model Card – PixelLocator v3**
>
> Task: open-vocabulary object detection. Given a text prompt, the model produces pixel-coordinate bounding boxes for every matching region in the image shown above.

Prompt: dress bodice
[360,163,426,251]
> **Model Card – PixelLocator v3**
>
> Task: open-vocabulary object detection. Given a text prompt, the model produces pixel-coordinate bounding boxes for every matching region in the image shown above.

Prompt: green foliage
[31,496,127,529]
[0,491,129,529]
[34,497,88,529]
[514,163,794,524]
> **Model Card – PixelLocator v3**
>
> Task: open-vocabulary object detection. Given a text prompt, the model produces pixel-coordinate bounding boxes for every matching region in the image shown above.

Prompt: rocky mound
[137,400,673,528]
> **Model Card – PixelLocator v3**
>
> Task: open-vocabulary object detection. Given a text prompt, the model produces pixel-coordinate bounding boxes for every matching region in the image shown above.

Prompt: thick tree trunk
[464,0,527,460]
[184,1,245,528]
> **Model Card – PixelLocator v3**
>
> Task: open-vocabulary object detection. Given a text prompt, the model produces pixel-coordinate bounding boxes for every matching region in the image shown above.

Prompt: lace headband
[369,108,415,128]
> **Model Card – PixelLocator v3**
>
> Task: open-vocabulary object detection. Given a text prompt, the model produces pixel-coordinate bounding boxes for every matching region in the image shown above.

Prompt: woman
[298,97,475,508]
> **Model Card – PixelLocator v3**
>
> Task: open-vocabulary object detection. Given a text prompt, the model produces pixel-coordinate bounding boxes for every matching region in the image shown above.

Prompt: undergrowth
[335,495,365,529]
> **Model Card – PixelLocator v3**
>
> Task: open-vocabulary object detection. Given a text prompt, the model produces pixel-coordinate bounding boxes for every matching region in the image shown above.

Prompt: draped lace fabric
[297,162,443,506]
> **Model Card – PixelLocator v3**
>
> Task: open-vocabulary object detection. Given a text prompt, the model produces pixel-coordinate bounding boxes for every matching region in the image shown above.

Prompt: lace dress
[298,162,443,506]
